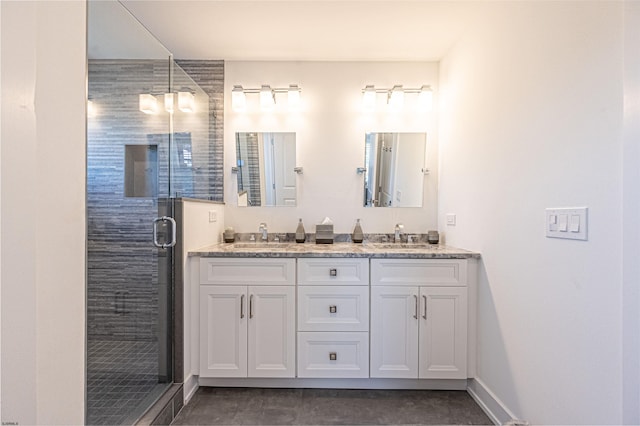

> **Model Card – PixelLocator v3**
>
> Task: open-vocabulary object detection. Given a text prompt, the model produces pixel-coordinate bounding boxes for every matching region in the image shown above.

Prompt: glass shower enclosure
[87,2,209,424]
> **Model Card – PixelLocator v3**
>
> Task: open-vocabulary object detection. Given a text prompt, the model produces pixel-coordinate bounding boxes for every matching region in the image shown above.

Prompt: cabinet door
[247,286,296,378]
[419,287,468,379]
[370,286,419,378]
[199,286,247,378]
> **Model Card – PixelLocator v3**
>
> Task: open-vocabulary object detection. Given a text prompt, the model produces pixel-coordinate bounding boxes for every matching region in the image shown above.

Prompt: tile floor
[86,340,166,425]
[172,387,493,425]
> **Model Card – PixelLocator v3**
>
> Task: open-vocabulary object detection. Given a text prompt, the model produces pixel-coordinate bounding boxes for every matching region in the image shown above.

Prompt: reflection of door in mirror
[236,132,297,206]
[364,132,426,208]
[269,133,296,206]
[364,133,376,206]
[378,133,396,207]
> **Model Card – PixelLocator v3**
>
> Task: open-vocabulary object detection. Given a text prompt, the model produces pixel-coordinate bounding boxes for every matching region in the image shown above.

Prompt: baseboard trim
[198,377,468,390]
[467,378,517,425]
[184,374,199,404]
[135,383,183,426]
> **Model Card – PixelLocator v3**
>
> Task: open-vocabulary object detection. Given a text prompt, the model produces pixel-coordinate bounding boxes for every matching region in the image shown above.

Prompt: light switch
[545,207,588,240]
[209,211,217,222]
[446,214,456,226]
[558,214,568,232]
[570,215,580,232]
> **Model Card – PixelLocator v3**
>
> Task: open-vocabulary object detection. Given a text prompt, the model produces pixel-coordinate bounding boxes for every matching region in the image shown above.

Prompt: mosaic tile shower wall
[175,60,225,201]
[236,132,262,206]
[87,59,223,424]
[87,59,224,342]
[88,59,168,342]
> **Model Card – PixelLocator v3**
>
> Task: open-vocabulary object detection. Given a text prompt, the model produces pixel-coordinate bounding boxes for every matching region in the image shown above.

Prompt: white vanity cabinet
[199,258,296,378]
[370,259,468,379]
[297,258,370,378]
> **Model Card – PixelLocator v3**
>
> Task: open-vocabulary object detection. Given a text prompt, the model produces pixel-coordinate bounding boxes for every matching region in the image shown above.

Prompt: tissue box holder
[315,224,334,244]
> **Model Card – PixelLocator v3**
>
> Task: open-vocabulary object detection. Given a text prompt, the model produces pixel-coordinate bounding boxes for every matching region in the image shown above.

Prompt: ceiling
[119,0,484,61]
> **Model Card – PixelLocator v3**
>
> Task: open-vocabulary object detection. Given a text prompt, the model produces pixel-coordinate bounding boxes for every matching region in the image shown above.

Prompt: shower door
[87,2,176,424]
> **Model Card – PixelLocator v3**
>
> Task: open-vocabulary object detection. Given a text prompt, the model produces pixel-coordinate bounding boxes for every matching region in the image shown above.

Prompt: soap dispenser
[295,218,306,243]
[352,219,364,243]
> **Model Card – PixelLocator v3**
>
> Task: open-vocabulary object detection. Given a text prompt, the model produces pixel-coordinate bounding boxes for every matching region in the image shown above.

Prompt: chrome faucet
[259,222,268,241]
[394,223,405,243]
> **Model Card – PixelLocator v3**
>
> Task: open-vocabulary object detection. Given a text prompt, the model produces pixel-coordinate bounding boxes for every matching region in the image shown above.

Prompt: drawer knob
[329,305,337,313]
[329,352,337,361]
[329,268,338,277]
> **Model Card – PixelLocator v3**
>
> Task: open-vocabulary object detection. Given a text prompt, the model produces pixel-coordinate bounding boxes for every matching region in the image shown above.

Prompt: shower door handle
[153,216,177,249]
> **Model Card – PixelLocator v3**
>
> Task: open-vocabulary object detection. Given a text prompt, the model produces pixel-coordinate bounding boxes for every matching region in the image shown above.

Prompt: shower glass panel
[154,61,211,199]
[86,2,209,424]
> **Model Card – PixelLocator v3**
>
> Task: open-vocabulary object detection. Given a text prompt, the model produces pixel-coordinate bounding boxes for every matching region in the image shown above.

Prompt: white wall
[0,1,86,424]
[622,1,640,423]
[224,61,438,235]
[0,2,3,420]
[439,1,626,424]
[182,200,224,400]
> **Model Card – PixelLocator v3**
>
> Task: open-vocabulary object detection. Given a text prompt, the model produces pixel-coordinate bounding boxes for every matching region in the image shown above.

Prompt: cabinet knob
[329,305,337,313]
[329,268,338,277]
[329,352,337,361]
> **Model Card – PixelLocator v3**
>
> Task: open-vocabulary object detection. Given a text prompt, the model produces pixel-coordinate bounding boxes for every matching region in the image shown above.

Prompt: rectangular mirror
[236,132,297,206]
[363,132,426,207]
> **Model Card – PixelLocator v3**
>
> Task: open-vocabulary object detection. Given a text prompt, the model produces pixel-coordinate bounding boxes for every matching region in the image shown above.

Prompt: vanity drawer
[297,332,369,378]
[371,259,467,287]
[298,286,369,332]
[297,258,369,286]
[200,258,295,286]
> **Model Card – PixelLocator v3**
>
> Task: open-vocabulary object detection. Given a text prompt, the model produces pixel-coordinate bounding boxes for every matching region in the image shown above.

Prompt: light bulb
[260,85,275,110]
[388,85,404,111]
[288,84,301,110]
[178,91,195,113]
[418,86,433,111]
[362,85,376,112]
[164,93,174,113]
[87,100,96,118]
[139,94,158,114]
[232,85,246,112]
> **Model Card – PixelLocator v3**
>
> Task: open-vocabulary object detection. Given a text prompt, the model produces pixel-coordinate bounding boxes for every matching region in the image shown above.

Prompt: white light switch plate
[209,211,217,222]
[545,207,587,240]
[446,214,456,226]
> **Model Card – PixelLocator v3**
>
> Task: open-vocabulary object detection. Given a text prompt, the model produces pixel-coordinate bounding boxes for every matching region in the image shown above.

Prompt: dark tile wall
[236,132,262,206]
[88,59,170,342]
[87,59,224,342]
[175,60,225,201]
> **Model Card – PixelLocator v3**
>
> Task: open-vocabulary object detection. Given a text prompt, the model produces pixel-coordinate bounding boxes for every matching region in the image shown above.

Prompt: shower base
[87,339,168,425]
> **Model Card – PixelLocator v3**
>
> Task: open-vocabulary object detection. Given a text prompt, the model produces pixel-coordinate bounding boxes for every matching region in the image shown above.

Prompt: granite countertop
[189,241,480,259]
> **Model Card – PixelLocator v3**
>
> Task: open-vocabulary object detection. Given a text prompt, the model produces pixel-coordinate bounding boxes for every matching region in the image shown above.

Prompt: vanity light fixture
[164,93,175,113]
[418,85,433,111]
[178,91,195,113]
[231,84,302,112]
[260,85,276,110]
[361,84,433,112]
[362,85,377,111]
[388,85,405,110]
[288,84,301,110]
[139,94,159,114]
[232,85,247,112]
[87,99,96,118]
